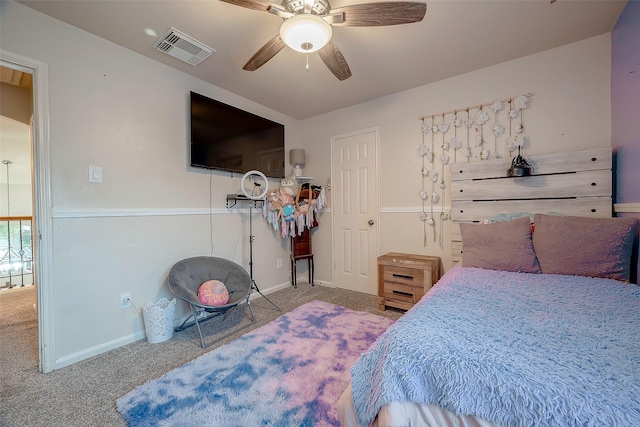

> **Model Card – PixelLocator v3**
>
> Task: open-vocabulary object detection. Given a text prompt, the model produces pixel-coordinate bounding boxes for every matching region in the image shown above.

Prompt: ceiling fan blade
[331,2,427,27]
[243,34,286,71]
[318,41,352,81]
[219,0,279,13]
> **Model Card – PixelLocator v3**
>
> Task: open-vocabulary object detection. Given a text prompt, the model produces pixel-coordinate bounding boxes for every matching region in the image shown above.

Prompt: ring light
[241,170,269,200]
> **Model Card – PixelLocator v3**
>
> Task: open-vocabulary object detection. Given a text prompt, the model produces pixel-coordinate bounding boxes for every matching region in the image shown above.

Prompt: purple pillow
[532,214,638,282]
[460,216,541,273]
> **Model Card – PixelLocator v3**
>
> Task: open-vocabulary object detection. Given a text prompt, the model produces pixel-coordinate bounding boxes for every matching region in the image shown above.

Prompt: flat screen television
[190,91,285,178]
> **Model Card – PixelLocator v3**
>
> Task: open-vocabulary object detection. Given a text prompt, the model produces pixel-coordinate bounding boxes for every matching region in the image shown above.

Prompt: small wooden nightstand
[377,253,441,311]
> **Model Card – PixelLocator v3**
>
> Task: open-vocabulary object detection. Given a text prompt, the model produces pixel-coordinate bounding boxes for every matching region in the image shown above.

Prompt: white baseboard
[311,280,333,287]
[252,279,334,292]
[55,330,145,370]
[249,280,291,299]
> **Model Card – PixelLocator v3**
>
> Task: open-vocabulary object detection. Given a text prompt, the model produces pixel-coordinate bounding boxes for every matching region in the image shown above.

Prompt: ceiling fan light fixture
[280,14,332,53]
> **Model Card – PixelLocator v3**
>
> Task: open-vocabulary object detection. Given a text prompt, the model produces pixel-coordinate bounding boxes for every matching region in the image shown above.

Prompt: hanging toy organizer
[263,183,327,238]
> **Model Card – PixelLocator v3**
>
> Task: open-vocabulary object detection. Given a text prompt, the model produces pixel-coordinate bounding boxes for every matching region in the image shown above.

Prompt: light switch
[89,166,102,183]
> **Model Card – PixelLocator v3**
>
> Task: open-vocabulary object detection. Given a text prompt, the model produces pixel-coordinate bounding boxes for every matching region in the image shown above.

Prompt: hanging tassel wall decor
[419,118,429,247]
[415,92,534,248]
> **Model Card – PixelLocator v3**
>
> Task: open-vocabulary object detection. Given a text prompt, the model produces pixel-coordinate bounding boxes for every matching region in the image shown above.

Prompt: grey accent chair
[168,256,254,348]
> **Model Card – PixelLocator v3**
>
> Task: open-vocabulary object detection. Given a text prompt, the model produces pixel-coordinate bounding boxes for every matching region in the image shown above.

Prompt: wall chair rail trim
[52,208,232,218]
[380,206,449,214]
[52,207,333,219]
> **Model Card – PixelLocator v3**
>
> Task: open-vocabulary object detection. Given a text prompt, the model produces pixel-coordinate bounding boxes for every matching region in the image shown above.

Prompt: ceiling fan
[220,0,427,80]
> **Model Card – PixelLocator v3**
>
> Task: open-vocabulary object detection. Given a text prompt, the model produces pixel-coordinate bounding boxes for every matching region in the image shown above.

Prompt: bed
[338,148,640,427]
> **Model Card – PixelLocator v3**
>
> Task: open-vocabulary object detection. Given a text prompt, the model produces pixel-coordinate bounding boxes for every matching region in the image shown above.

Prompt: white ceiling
[15,0,626,119]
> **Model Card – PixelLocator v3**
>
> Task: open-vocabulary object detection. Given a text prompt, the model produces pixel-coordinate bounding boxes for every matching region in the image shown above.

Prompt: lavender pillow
[460,216,541,273]
[532,214,639,282]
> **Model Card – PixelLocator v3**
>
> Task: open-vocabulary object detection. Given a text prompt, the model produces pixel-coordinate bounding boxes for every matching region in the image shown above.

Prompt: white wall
[0,183,32,216]
[1,1,300,367]
[302,34,612,278]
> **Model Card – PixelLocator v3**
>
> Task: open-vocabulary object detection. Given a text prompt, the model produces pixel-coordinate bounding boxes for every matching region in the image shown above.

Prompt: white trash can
[142,298,176,344]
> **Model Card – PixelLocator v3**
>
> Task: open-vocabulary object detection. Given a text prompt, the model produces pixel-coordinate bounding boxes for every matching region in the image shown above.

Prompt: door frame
[1,49,55,373]
[330,126,380,292]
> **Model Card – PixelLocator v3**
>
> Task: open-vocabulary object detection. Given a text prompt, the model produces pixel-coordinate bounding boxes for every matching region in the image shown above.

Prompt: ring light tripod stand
[241,170,280,312]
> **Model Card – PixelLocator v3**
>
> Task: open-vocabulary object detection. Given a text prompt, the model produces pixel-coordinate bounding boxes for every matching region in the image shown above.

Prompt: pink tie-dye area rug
[116,300,395,426]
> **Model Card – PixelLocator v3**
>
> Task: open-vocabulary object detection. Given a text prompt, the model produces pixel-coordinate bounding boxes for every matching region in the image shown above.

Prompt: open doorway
[1,51,54,373]
[1,65,37,369]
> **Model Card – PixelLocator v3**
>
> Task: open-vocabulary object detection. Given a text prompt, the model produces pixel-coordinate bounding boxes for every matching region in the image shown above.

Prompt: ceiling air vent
[153,27,214,66]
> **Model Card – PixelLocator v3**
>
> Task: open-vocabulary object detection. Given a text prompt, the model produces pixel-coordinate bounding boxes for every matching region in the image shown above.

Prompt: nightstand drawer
[383,281,420,304]
[383,266,424,288]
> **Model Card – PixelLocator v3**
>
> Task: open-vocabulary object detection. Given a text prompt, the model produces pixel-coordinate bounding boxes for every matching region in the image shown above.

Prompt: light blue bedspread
[350,267,640,426]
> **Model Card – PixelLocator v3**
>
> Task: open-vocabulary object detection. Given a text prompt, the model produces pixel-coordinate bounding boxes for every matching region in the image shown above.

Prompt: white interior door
[331,128,379,295]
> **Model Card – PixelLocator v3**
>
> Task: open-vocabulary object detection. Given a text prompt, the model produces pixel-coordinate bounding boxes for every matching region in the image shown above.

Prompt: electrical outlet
[277,258,283,269]
[120,292,132,309]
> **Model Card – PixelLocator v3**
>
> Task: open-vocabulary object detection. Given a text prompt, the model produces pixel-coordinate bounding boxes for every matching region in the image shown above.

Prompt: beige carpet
[0,283,402,426]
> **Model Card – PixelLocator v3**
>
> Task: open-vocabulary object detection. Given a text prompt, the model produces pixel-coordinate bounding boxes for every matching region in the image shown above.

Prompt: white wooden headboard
[450,148,612,263]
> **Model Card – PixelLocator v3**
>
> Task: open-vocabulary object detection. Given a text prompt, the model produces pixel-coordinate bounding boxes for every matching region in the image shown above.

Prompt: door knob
[368,220,374,226]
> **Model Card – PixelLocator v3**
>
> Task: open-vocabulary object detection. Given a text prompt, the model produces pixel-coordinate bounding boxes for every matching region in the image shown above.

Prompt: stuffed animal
[280,175,299,197]
[266,189,282,212]
[275,175,299,223]
[274,188,296,222]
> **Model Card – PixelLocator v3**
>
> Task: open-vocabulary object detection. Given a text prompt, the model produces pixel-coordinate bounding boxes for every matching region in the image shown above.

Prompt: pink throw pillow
[460,216,541,274]
[198,280,229,306]
[532,214,638,282]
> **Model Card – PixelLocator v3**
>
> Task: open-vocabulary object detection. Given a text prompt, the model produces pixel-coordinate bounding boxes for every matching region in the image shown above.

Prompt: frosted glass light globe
[280,14,332,53]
